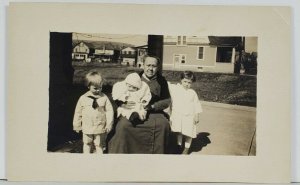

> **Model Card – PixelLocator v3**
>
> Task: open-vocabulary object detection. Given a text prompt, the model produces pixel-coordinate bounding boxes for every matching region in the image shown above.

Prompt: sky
[72,32,148,46]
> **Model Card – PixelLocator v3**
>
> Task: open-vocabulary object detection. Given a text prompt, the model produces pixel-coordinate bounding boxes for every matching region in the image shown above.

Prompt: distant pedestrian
[112,72,152,126]
[73,71,114,154]
[168,71,203,154]
[240,50,247,74]
[235,50,247,74]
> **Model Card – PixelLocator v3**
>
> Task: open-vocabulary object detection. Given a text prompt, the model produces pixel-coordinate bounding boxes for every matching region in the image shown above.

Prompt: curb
[200,101,256,112]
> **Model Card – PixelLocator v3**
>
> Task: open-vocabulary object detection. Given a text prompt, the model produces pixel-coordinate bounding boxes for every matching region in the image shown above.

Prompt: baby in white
[112,73,152,124]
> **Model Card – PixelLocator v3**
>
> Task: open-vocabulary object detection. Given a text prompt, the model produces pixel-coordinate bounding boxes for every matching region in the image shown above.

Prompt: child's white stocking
[94,135,102,154]
[185,137,192,148]
[83,144,91,153]
[95,146,103,154]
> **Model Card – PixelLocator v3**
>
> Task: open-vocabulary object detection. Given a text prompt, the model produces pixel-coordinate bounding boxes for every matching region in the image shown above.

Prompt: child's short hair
[85,71,103,87]
[180,71,196,82]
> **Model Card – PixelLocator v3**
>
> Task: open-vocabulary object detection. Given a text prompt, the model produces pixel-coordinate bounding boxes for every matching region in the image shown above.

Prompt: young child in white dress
[112,72,152,125]
[73,71,114,154]
[168,71,203,154]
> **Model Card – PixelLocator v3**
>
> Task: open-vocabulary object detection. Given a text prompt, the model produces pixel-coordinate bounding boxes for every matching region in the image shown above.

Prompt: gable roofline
[121,47,136,51]
[134,45,148,49]
[72,40,135,50]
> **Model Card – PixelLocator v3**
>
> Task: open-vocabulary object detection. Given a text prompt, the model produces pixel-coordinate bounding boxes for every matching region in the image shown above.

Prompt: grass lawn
[72,63,256,107]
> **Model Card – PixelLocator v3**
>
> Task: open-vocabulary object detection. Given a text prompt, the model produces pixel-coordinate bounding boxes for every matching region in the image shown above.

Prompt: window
[197,47,204,60]
[177,36,187,46]
[216,47,232,63]
[182,36,187,45]
[181,55,186,63]
[177,36,181,45]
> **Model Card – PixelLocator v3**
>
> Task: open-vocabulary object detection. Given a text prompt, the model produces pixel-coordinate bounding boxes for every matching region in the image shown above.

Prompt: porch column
[231,47,236,72]
[231,47,236,63]
[147,35,163,74]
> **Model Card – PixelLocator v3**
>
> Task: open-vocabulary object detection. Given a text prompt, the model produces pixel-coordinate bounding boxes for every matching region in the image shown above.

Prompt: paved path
[189,101,256,156]
[53,101,256,156]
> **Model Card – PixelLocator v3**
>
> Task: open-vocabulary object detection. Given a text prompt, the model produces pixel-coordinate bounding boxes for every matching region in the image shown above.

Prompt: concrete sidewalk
[52,101,256,156]
[189,101,256,156]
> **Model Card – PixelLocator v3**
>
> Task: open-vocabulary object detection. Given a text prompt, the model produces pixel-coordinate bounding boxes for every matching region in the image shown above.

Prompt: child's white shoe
[182,147,190,155]
[95,146,103,154]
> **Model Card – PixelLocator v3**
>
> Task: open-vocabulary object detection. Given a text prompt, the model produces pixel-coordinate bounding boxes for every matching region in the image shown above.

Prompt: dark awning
[208,36,242,47]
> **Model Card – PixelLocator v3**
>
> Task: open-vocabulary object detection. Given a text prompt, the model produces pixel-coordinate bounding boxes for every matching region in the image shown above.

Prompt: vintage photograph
[7,3,291,182]
[48,32,257,155]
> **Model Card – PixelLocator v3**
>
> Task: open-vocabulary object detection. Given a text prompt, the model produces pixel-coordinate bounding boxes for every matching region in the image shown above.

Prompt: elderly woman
[108,56,171,154]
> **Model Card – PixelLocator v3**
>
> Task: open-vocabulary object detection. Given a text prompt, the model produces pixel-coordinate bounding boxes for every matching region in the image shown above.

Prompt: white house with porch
[121,47,136,66]
[72,42,90,62]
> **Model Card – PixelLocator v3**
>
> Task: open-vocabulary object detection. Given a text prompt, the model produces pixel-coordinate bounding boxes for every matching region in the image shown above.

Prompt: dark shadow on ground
[190,132,211,153]
[168,132,211,154]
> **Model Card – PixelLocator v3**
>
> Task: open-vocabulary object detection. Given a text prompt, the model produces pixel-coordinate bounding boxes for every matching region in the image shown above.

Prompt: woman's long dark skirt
[108,113,170,154]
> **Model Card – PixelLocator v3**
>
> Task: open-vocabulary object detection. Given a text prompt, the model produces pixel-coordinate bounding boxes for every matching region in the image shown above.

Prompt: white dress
[168,83,203,138]
[112,81,152,120]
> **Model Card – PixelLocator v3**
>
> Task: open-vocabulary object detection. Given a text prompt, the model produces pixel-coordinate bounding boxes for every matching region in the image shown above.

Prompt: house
[209,36,257,74]
[72,42,93,62]
[162,36,257,74]
[121,47,136,66]
[93,45,115,62]
[135,45,148,68]
[119,45,148,67]
[72,41,127,63]
[162,36,217,71]
[206,36,241,73]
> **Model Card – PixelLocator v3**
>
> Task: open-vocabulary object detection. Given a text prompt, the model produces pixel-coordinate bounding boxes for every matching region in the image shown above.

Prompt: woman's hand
[121,101,136,109]
[144,104,154,111]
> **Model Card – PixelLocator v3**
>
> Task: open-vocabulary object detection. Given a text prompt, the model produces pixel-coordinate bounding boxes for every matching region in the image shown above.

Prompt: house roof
[208,36,242,47]
[134,45,148,49]
[122,47,136,51]
[83,42,95,49]
[163,36,243,47]
[72,40,134,50]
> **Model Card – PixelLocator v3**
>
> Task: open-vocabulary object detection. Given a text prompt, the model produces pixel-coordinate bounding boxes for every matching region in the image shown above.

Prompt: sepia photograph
[7,3,291,182]
[48,32,257,156]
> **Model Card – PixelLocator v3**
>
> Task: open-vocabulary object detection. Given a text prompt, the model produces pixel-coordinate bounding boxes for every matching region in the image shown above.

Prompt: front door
[173,54,181,68]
